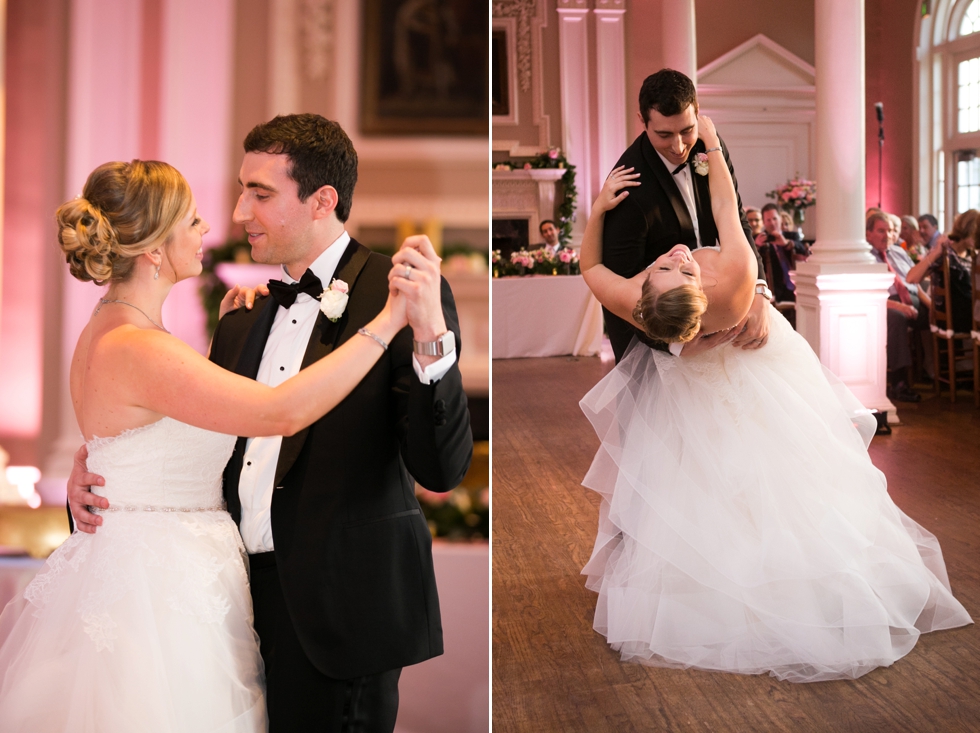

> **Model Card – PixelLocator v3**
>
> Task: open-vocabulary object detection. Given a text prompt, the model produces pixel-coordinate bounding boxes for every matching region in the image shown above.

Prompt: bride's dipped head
[634,245,708,343]
[56,160,192,285]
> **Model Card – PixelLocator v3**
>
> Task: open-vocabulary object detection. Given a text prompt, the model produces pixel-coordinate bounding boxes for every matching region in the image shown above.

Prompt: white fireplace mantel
[492,169,566,241]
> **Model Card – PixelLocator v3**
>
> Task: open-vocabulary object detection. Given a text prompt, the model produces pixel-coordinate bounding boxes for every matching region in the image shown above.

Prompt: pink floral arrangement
[767,178,816,211]
[558,248,578,264]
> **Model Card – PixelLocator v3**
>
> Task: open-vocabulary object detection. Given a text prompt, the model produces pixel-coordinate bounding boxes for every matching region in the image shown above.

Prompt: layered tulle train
[580,307,972,682]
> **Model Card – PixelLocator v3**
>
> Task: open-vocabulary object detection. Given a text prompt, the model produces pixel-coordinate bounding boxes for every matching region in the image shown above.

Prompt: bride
[578,115,973,683]
[0,160,420,731]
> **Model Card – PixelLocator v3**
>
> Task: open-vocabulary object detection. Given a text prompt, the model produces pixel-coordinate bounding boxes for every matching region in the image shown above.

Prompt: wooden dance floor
[492,355,980,732]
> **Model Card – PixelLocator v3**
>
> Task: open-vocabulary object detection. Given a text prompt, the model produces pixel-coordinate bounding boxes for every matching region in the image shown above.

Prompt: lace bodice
[87,417,235,510]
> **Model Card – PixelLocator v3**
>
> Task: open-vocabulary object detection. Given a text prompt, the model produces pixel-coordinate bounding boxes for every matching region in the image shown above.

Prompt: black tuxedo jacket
[208,238,473,680]
[601,132,765,362]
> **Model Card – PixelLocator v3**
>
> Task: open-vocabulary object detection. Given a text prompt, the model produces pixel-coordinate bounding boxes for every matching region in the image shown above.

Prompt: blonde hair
[633,279,708,344]
[56,160,192,284]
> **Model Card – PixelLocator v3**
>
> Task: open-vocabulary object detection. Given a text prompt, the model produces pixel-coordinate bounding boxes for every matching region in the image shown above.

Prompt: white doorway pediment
[699,33,815,92]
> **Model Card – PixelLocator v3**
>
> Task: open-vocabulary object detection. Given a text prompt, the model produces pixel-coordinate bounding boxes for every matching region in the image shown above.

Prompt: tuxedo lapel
[273,240,374,487]
[641,134,695,241]
[688,139,718,247]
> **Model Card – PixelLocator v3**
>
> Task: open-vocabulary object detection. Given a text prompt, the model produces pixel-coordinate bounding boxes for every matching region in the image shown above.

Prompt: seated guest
[538,219,563,255]
[900,215,926,260]
[754,203,804,302]
[907,210,976,334]
[867,212,929,402]
[918,213,941,251]
[886,213,904,248]
[746,207,764,238]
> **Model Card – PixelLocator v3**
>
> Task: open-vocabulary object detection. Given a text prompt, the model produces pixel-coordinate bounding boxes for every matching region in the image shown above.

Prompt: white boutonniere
[693,153,709,176]
[319,278,349,322]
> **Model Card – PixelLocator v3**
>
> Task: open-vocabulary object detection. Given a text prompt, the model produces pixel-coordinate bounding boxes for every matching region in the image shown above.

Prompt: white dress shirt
[656,148,703,248]
[237,232,457,553]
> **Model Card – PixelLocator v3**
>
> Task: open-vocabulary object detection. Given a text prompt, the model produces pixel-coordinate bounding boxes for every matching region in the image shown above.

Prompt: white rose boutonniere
[319,278,349,322]
[693,153,709,177]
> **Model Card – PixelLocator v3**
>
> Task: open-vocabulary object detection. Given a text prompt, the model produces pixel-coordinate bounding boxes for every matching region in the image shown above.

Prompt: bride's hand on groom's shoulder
[596,166,640,214]
[219,284,270,318]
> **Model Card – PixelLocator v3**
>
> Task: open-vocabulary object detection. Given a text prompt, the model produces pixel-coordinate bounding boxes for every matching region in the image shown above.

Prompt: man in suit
[68,114,473,732]
[602,69,771,362]
[538,219,562,255]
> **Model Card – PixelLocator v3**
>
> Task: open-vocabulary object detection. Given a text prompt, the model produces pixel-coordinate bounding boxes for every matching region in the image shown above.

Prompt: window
[956,151,980,211]
[962,0,980,35]
[959,56,980,132]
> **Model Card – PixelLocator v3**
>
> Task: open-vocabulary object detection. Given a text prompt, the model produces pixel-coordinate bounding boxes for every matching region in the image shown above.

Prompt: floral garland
[492,246,580,277]
[493,147,577,247]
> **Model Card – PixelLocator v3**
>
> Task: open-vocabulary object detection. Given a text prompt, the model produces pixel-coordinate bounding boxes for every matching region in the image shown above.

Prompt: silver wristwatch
[413,330,455,357]
[755,283,774,301]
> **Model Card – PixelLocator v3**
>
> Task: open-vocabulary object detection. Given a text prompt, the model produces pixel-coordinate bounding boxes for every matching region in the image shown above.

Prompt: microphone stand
[877,114,884,209]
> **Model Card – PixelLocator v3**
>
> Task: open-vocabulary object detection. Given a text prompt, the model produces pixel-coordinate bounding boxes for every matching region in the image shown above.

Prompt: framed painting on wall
[361,0,488,135]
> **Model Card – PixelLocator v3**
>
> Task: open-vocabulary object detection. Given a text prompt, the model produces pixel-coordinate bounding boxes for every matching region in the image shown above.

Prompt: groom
[602,68,771,362]
[69,114,473,732]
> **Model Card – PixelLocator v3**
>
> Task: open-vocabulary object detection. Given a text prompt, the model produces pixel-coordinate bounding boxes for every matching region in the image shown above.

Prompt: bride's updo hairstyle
[56,160,192,285]
[633,278,708,344]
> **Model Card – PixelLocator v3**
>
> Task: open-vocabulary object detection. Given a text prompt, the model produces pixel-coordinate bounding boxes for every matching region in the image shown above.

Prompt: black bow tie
[672,162,687,175]
[267,269,324,309]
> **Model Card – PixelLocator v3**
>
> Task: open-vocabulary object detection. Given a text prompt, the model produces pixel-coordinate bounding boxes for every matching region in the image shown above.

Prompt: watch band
[413,330,454,357]
[755,283,774,301]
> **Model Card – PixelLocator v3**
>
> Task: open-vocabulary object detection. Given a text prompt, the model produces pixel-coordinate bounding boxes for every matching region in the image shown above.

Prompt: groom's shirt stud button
[280,366,285,371]
[246,461,252,466]
[292,319,297,324]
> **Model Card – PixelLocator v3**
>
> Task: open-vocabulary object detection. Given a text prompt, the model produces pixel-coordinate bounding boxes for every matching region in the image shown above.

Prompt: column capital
[556,0,590,11]
[594,0,626,12]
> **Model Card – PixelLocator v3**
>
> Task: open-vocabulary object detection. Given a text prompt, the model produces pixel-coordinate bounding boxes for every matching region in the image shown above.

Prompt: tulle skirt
[0,511,266,731]
[580,308,972,682]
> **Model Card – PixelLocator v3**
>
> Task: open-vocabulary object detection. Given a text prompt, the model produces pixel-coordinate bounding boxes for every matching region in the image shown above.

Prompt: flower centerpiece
[492,247,581,277]
[766,177,816,230]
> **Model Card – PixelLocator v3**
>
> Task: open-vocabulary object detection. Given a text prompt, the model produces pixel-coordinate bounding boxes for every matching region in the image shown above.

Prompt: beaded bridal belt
[91,504,225,513]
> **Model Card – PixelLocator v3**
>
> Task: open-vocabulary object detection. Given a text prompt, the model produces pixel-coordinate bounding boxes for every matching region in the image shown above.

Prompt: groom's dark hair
[244,114,358,222]
[639,69,698,124]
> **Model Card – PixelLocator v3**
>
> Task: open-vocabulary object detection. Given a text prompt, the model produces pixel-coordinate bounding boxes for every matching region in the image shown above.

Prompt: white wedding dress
[0,417,266,731]
[581,306,973,683]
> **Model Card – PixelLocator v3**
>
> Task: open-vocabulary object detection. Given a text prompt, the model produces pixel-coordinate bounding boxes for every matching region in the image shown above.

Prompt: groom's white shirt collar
[654,148,702,249]
[281,230,351,291]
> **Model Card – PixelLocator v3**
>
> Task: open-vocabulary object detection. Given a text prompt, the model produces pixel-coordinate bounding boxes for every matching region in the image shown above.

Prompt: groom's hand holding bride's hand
[388,235,447,369]
[67,445,107,534]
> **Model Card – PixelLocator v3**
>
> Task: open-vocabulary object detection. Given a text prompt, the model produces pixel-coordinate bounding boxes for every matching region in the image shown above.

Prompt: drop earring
[154,263,161,280]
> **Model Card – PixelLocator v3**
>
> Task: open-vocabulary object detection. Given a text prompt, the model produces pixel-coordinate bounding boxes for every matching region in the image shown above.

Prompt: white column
[662,0,696,83]
[158,0,236,355]
[594,0,627,180]
[46,0,146,481]
[794,0,896,420]
[557,0,592,245]
[268,0,300,118]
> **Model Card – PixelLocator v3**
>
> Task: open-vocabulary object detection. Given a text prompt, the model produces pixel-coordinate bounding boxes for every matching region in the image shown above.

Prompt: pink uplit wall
[864,0,917,217]
[0,0,69,466]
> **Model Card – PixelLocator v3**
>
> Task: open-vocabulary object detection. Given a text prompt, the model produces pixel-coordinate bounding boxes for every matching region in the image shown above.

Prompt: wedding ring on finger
[404,264,412,280]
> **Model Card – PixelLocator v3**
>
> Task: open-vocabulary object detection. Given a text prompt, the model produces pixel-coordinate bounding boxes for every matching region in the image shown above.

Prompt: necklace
[96,298,171,334]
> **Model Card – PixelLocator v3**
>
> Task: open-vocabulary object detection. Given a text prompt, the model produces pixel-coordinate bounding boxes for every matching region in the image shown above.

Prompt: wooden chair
[761,244,797,328]
[930,250,973,402]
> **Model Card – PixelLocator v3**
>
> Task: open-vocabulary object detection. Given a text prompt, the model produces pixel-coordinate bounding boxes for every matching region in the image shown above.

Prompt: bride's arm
[581,167,645,323]
[111,294,405,438]
[699,116,754,272]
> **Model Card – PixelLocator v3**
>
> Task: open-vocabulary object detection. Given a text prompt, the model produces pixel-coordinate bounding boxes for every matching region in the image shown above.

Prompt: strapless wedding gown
[581,306,972,682]
[0,417,266,731]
